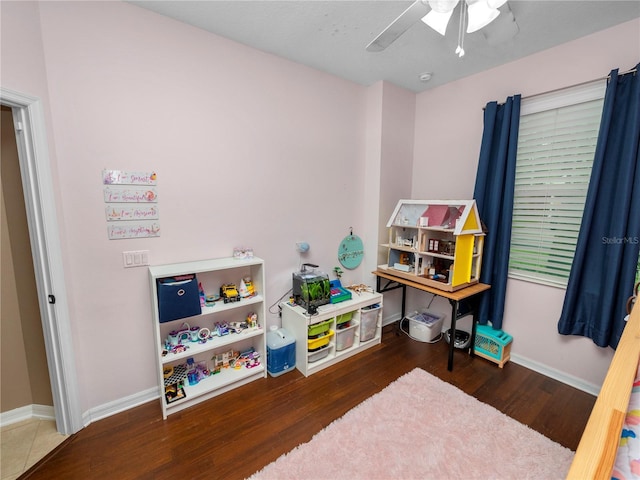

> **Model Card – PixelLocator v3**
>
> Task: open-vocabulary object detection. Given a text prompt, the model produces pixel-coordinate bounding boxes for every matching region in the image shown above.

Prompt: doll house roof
[386,199,483,236]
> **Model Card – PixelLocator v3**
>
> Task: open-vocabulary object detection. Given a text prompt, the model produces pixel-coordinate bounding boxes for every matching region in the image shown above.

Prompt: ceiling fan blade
[366,0,430,52]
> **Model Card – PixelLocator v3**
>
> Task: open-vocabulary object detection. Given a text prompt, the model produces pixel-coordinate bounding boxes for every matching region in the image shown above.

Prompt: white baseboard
[383,314,600,397]
[510,353,600,397]
[382,312,402,327]
[82,387,160,426]
[1,390,160,430]
[0,404,56,428]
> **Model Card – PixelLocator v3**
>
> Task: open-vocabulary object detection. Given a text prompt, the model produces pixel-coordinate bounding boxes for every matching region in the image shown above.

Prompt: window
[509,81,606,287]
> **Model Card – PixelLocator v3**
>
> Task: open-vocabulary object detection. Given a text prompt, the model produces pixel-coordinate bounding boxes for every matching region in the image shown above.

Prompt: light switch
[123,250,150,268]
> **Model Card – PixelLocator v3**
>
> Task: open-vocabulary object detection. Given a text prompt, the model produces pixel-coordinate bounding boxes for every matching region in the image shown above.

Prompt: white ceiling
[129,1,640,93]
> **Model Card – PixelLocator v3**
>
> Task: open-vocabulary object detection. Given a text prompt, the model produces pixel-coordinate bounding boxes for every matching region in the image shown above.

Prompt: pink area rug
[248,368,574,480]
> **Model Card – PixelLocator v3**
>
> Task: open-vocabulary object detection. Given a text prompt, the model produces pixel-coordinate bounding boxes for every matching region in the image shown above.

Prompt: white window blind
[509,81,606,287]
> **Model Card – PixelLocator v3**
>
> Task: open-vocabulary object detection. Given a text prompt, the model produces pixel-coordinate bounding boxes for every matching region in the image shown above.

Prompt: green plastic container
[336,311,354,328]
[308,319,333,337]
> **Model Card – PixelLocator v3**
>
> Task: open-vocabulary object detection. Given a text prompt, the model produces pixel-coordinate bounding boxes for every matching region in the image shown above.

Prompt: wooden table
[373,269,491,371]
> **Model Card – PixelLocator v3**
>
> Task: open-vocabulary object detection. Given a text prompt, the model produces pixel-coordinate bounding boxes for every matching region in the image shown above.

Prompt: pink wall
[3,1,378,414]
[3,0,638,419]
[412,18,640,390]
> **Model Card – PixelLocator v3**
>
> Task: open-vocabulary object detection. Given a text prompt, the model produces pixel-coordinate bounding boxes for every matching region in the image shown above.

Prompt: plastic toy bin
[307,330,334,350]
[360,304,381,342]
[335,323,357,351]
[308,346,330,363]
[308,319,332,337]
[336,311,354,327]
[407,310,444,342]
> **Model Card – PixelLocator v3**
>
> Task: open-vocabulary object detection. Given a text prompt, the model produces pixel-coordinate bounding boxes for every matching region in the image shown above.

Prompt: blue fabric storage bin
[157,275,201,323]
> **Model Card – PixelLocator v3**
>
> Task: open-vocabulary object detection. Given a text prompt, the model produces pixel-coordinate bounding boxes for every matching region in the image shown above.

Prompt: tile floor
[1,419,68,480]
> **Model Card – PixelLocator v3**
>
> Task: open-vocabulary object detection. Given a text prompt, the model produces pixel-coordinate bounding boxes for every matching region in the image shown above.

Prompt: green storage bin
[336,311,354,328]
[308,319,333,337]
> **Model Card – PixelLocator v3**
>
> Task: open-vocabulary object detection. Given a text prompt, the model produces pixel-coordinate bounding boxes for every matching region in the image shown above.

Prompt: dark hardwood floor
[22,323,596,480]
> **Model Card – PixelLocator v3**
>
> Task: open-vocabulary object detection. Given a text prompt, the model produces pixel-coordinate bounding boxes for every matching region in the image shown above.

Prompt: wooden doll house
[380,200,485,292]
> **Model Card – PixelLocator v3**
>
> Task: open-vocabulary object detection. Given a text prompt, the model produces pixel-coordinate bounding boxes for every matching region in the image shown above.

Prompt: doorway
[1,105,53,414]
[0,88,82,435]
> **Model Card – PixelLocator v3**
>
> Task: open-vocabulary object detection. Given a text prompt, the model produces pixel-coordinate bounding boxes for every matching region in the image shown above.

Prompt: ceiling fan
[366,0,509,56]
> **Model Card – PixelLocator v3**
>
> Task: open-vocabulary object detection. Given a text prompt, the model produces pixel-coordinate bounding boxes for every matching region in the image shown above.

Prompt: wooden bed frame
[567,299,640,479]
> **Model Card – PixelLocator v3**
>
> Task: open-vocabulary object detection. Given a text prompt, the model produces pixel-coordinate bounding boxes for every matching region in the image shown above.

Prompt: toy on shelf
[205,293,219,306]
[229,321,247,334]
[221,283,240,303]
[197,327,210,342]
[199,282,206,307]
[163,364,188,404]
[233,247,254,260]
[164,383,185,404]
[164,323,195,354]
[213,322,230,336]
[234,348,261,369]
[161,312,263,359]
[246,312,258,328]
[185,357,210,386]
[329,279,352,304]
[346,284,374,295]
[239,277,256,298]
[212,349,240,371]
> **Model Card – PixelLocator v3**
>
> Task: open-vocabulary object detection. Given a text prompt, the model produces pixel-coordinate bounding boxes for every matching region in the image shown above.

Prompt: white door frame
[1,87,82,434]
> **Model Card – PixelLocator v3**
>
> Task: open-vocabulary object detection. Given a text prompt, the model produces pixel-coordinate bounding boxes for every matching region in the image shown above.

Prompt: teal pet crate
[474,325,512,368]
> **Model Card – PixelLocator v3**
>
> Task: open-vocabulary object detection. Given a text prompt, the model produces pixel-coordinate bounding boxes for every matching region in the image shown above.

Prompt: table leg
[375,276,407,336]
[391,285,407,336]
[448,300,459,371]
[469,314,477,359]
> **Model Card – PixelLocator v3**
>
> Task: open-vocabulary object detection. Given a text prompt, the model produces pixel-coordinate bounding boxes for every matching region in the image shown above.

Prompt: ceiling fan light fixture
[422,9,454,36]
[428,0,459,13]
[466,0,500,33]
[486,0,507,8]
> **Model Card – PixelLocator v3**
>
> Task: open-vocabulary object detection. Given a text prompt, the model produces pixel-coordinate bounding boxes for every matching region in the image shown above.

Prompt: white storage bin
[308,346,330,363]
[407,310,444,342]
[335,323,357,351]
[360,304,381,342]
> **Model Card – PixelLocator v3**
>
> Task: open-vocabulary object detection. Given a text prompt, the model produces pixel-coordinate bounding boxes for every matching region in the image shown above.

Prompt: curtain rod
[608,66,638,79]
[487,66,637,108]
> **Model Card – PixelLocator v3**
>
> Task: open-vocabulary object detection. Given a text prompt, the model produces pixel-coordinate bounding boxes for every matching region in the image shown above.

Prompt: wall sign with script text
[102,169,161,239]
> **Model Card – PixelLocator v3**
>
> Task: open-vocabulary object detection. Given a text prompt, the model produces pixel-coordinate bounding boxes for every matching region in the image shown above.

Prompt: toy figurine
[246,312,258,328]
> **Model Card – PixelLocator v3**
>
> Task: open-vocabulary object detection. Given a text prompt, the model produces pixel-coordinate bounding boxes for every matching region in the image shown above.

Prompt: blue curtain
[558,65,640,349]
[473,95,521,330]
